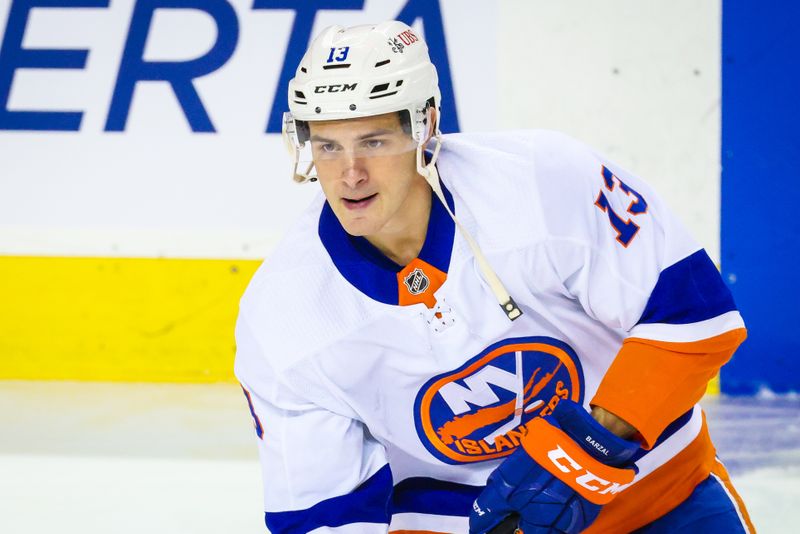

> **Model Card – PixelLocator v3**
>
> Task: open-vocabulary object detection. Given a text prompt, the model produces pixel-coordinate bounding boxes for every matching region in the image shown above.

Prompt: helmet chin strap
[416,136,522,322]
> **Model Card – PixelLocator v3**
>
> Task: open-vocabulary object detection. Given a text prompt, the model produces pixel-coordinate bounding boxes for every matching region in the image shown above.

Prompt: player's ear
[424,107,438,143]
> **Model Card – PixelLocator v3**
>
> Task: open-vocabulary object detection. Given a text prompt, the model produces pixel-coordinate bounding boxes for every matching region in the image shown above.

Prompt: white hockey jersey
[234,130,746,533]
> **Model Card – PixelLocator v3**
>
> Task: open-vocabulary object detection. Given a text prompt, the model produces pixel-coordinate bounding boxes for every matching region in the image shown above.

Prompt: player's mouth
[342,193,378,210]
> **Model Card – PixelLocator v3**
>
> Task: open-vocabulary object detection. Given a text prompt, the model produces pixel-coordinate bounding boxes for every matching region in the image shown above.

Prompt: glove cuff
[521,417,636,505]
[551,399,640,467]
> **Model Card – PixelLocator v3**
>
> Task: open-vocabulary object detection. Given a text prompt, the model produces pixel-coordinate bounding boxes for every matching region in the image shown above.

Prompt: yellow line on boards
[0,256,261,383]
[706,374,721,396]
[0,255,725,392]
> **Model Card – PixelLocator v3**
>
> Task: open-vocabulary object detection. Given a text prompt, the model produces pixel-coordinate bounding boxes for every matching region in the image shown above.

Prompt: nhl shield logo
[403,268,430,295]
[413,336,585,464]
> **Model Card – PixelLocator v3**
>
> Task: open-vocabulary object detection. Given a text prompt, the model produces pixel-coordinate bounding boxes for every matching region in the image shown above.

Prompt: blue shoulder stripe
[264,464,392,533]
[637,249,737,325]
[392,477,483,517]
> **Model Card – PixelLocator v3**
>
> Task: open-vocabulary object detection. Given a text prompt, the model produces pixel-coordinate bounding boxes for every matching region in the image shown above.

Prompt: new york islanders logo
[414,337,584,464]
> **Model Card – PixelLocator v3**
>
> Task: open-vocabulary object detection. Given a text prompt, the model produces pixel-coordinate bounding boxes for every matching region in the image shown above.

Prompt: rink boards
[0,1,736,391]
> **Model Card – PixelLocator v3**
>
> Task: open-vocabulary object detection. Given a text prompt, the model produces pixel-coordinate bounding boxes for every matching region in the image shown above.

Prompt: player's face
[309,113,428,240]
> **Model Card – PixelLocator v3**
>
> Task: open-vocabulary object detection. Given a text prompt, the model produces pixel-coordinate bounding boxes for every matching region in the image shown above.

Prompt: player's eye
[318,142,338,152]
[362,139,384,149]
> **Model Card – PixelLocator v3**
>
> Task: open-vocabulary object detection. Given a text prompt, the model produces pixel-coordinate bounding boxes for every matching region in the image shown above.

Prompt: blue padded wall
[721,0,800,394]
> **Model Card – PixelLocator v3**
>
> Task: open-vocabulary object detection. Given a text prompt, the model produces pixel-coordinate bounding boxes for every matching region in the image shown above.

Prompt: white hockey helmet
[282,21,442,183]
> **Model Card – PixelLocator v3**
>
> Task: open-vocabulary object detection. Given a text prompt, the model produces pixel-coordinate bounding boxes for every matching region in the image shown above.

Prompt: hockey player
[235,21,755,533]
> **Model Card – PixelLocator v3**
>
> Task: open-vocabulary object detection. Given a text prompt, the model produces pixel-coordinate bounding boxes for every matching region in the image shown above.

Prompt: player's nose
[340,155,368,188]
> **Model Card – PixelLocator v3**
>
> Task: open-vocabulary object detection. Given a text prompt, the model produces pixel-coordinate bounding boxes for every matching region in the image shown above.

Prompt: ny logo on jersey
[414,337,585,464]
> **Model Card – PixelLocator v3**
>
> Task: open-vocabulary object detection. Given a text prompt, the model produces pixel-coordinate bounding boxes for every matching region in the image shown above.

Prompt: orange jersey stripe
[710,458,756,533]
[586,413,718,533]
[591,328,746,448]
[589,417,756,533]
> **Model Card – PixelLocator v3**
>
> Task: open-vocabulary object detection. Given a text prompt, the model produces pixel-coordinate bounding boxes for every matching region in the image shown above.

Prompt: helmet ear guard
[282,112,316,183]
[295,119,310,145]
[414,98,443,178]
[411,97,439,143]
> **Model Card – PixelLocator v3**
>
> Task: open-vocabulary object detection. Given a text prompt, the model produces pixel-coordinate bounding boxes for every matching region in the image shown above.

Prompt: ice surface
[0,381,265,534]
[702,395,800,532]
[0,381,797,533]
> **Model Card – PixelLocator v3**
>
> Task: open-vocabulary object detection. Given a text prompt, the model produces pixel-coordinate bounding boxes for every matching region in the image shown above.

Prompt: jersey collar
[318,178,456,307]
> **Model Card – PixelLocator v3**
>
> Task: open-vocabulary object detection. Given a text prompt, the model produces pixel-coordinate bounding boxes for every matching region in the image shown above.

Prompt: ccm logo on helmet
[314,83,358,94]
[414,336,585,464]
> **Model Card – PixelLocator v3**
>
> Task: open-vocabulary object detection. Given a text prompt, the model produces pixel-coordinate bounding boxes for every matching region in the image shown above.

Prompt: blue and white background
[2,0,794,393]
